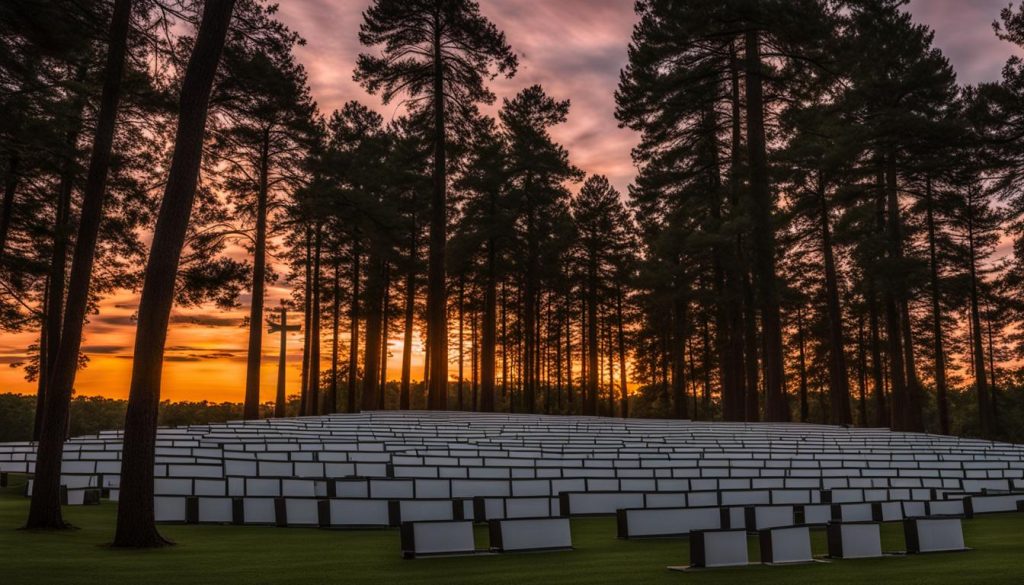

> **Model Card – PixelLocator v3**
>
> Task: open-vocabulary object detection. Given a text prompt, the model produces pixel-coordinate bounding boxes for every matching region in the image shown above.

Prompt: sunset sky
[0,0,1020,403]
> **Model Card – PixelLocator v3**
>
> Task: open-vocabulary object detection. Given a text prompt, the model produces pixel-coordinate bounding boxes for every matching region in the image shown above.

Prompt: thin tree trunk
[328,259,341,414]
[307,226,322,415]
[471,307,479,411]
[347,239,360,413]
[112,0,235,547]
[565,299,573,412]
[480,236,497,412]
[379,263,390,408]
[671,295,688,419]
[501,280,508,409]
[856,317,869,427]
[742,269,759,422]
[867,285,888,427]
[457,275,465,409]
[400,228,416,410]
[817,172,851,425]
[796,306,809,423]
[362,253,384,411]
[587,262,598,416]
[606,316,615,416]
[924,178,950,435]
[616,291,628,418]
[299,228,311,414]
[399,217,415,409]
[243,131,270,420]
[966,199,993,437]
[28,0,133,531]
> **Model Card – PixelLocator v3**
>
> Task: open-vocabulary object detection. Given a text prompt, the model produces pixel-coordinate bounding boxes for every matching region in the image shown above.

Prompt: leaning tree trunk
[33,73,89,441]
[426,21,448,410]
[112,0,235,547]
[243,132,270,420]
[744,27,787,422]
[27,0,133,531]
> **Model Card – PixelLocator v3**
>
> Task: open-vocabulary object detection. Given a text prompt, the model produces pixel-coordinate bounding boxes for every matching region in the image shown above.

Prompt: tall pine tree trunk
[586,262,598,416]
[378,263,390,408]
[347,239,360,413]
[457,275,465,409]
[299,228,311,414]
[796,306,809,423]
[28,0,133,531]
[924,178,950,435]
[616,289,628,418]
[882,159,912,432]
[481,236,497,412]
[426,20,448,410]
[400,229,415,410]
[671,294,688,419]
[966,200,993,438]
[328,260,341,414]
[856,318,869,427]
[742,268,760,422]
[307,226,322,415]
[243,131,270,420]
[112,0,235,547]
[817,173,851,424]
[744,26,787,422]
[362,254,384,411]
[867,286,888,427]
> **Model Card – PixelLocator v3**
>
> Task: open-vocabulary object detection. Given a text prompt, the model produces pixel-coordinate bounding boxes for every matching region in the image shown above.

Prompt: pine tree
[356,0,517,409]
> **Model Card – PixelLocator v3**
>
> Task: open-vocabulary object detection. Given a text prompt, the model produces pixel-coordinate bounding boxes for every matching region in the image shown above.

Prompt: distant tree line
[7,0,1024,546]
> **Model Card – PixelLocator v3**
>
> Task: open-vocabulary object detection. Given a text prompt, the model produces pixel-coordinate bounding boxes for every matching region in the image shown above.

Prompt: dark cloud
[92,314,136,327]
[168,314,240,327]
[81,345,129,355]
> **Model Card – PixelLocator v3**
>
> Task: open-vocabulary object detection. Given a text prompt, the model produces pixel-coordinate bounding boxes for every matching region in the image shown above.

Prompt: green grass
[3,476,1024,585]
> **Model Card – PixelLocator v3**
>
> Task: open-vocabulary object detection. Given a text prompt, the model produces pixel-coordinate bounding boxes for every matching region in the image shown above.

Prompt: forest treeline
[6,0,1024,543]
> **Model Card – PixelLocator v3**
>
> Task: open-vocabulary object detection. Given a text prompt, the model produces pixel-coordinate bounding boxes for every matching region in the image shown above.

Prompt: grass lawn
[3,477,1024,585]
